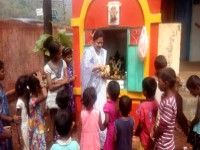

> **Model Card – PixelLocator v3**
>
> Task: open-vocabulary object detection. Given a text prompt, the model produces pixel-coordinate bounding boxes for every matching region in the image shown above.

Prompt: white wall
[189,5,200,61]
[158,23,181,74]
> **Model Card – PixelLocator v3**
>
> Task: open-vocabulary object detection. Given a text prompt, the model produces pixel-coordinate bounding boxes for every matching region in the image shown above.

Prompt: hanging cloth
[138,26,149,61]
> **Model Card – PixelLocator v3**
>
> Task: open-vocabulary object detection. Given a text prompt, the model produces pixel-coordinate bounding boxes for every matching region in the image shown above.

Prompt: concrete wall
[0,20,45,149]
[158,23,181,74]
[0,20,44,92]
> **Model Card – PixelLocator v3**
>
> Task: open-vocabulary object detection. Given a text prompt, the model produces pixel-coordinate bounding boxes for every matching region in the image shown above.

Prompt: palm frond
[33,34,52,56]
[33,29,72,56]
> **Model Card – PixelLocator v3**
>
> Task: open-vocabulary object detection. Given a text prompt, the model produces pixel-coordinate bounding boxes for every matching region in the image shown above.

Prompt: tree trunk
[43,0,52,34]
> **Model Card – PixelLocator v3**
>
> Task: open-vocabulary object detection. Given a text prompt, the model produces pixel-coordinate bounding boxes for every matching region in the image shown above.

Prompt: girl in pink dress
[103,81,120,150]
[80,87,104,150]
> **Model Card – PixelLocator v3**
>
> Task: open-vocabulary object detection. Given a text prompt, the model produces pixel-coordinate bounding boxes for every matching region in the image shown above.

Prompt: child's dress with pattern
[66,64,75,113]
[103,100,118,150]
[29,98,46,150]
[80,109,100,150]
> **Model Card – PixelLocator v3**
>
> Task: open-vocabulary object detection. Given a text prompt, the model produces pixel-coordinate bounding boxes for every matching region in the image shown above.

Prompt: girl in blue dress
[62,47,76,115]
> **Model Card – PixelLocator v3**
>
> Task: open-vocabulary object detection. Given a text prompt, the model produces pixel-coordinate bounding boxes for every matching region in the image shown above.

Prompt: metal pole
[43,0,52,34]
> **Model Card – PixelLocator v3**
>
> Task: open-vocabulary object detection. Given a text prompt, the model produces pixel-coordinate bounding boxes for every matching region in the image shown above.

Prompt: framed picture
[107,1,121,25]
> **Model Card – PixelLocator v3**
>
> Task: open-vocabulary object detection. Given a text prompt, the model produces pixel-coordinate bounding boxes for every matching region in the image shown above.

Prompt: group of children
[0,40,77,150]
[0,39,200,150]
[51,53,184,150]
[79,81,134,150]
[16,72,47,149]
[135,55,200,150]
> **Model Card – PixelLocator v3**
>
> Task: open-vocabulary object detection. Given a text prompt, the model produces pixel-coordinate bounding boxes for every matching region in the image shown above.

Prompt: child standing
[152,55,166,142]
[153,55,167,104]
[28,72,47,150]
[56,89,70,111]
[103,80,120,150]
[15,75,29,150]
[44,41,72,117]
[55,89,71,140]
[135,77,158,150]
[0,60,21,150]
[44,41,72,142]
[62,47,76,115]
[114,95,134,150]
[50,110,79,150]
[186,75,200,149]
[152,67,177,150]
[154,56,188,135]
[80,87,104,150]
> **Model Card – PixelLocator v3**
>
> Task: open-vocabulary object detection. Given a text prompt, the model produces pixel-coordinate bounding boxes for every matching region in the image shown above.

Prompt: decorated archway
[71,0,161,124]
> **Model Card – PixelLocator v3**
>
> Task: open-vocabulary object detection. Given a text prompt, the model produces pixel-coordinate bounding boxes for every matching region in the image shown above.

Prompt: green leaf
[33,29,72,56]
[44,50,50,56]
[33,34,52,53]
[57,29,72,47]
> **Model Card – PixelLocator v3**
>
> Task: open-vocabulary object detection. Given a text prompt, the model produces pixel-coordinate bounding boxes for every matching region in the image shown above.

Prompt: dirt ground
[10,98,194,150]
[43,120,193,150]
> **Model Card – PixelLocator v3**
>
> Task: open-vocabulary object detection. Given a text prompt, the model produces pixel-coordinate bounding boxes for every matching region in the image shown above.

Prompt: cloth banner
[138,26,148,61]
